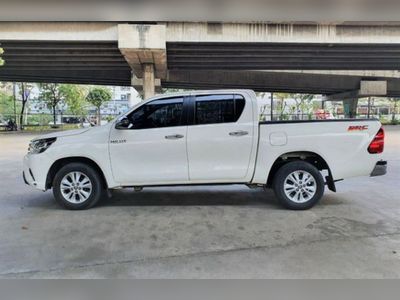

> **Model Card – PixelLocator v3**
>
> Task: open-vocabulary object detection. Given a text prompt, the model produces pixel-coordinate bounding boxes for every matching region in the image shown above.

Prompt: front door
[109,97,189,185]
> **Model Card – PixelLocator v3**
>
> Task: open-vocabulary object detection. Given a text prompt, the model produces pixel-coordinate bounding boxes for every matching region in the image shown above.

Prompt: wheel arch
[46,156,108,190]
[266,151,336,191]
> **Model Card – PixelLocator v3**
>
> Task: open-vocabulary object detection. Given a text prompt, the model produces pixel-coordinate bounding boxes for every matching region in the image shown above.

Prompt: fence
[0,113,121,131]
[260,112,400,123]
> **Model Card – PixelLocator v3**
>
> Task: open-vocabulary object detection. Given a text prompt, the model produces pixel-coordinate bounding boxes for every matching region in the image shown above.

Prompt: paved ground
[0,126,399,278]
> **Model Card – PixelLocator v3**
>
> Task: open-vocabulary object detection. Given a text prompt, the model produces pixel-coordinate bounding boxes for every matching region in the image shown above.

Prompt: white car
[23,90,387,210]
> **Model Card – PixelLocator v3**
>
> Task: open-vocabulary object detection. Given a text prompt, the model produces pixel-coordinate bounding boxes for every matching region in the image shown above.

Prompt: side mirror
[115,117,130,130]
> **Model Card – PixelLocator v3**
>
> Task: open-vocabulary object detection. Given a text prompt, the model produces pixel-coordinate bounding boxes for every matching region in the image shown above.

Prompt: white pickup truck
[23,90,387,210]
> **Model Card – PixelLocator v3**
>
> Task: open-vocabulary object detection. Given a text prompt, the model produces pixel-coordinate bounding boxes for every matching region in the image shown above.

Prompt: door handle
[229,130,249,137]
[165,134,184,140]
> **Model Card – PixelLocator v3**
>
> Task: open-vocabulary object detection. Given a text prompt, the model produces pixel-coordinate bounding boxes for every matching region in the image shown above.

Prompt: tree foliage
[273,93,290,120]
[290,93,315,117]
[86,87,112,109]
[39,83,66,125]
[61,84,88,116]
[388,97,400,124]
[0,91,18,116]
[86,87,112,125]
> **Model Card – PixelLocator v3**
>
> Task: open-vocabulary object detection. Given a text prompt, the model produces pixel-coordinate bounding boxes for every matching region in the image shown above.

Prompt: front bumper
[23,154,51,191]
[370,160,387,177]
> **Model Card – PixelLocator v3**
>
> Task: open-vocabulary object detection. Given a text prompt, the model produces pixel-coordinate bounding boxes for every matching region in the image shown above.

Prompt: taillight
[368,127,385,154]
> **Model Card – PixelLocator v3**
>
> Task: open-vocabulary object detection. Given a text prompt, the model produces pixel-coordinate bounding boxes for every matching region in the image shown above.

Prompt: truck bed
[252,118,383,184]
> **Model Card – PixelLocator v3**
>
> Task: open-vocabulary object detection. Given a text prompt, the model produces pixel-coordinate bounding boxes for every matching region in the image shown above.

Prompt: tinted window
[195,94,245,125]
[128,98,183,129]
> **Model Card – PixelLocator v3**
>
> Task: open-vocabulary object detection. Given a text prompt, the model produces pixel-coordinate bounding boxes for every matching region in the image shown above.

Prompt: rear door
[186,93,254,182]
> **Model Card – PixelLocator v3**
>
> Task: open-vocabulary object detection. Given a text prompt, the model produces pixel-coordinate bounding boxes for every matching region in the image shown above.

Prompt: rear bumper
[370,160,387,177]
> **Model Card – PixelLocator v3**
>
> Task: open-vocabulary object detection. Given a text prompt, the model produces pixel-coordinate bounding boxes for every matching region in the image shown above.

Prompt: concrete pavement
[0,126,399,278]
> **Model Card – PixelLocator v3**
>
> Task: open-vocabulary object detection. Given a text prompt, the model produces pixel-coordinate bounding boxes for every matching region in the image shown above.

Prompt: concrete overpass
[2,22,400,103]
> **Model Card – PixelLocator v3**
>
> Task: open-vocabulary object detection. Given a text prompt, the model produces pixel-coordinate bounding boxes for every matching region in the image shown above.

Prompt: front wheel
[53,162,104,210]
[272,161,325,210]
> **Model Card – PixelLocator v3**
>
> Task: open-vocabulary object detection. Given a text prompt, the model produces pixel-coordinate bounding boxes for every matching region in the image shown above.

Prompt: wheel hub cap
[283,170,317,203]
[60,171,92,204]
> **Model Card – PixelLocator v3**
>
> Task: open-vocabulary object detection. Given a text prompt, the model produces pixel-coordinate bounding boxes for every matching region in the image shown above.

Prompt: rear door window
[194,94,245,125]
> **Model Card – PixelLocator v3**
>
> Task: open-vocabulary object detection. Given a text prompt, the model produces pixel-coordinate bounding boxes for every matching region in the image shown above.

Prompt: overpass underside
[2,22,400,99]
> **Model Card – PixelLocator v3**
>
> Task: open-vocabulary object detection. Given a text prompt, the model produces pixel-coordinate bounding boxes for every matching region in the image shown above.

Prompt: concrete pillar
[344,99,358,118]
[142,63,155,99]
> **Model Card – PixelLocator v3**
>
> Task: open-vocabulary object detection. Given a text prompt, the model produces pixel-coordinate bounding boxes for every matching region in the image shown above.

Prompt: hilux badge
[110,139,126,144]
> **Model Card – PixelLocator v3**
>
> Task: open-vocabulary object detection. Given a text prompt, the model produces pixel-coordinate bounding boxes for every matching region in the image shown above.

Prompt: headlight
[28,138,57,154]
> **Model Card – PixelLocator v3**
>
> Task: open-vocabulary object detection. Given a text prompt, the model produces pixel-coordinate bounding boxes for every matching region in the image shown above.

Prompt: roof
[146,89,255,102]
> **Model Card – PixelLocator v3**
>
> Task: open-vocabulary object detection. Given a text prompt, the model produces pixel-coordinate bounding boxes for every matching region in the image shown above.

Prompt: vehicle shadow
[102,186,278,208]
[21,186,345,210]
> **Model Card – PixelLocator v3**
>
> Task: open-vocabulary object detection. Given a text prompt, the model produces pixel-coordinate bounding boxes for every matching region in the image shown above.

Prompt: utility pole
[270,92,274,121]
[367,97,371,119]
[13,82,16,124]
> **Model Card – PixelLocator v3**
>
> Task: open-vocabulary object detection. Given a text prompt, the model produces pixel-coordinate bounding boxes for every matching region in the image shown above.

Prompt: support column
[344,99,358,118]
[143,63,155,99]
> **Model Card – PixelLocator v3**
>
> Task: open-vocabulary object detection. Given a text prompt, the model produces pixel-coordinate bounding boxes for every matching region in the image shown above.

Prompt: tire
[52,162,104,210]
[272,161,325,210]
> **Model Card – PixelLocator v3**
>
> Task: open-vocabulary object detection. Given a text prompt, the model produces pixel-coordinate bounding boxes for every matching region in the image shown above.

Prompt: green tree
[86,87,112,125]
[291,93,314,119]
[17,83,34,130]
[274,93,290,120]
[0,92,13,115]
[39,83,66,127]
[388,98,400,124]
[61,85,88,123]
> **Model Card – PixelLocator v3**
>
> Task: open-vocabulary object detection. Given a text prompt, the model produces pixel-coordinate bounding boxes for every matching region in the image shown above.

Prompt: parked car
[23,90,387,210]
[48,121,64,126]
[0,117,6,127]
[0,117,18,131]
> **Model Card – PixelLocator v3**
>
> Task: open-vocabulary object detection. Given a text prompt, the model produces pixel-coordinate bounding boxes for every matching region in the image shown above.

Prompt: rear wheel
[53,163,104,210]
[272,161,325,210]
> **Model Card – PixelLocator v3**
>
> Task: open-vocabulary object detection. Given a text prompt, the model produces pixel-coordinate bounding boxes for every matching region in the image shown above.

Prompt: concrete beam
[325,90,361,102]
[4,22,400,45]
[0,22,118,41]
[166,22,400,44]
[360,80,387,95]
[164,70,362,94]
[268,70,400,79]
[325,80,387,101]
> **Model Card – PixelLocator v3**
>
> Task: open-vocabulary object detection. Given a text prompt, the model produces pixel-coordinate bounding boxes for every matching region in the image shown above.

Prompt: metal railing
[260,112,400,123]
[0,113,121,132]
